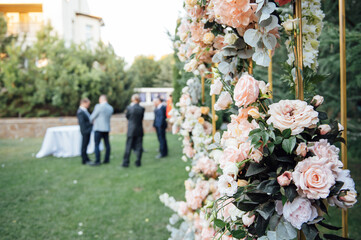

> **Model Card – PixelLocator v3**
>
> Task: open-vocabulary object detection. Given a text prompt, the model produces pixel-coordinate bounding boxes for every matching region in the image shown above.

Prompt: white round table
[36,125,101,158]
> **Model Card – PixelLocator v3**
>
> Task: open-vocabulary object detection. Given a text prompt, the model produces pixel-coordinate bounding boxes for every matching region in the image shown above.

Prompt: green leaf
[231,229,246,239]
[318,221,342,231]
[269,131,276,140]
[274,136,283,145]
[285,185,298,202]
[249,128,262,136]
[245,162,267,177]
[256,201,275,220]
[282,129,292,138]
[267,142,275,154]
[323,233,350,240]
[301,224,318,240]
[214,219,226,229]
[329,181,344,196]
[318,111,328,120]
[257,180,280,194]
[261,131,269,147]
[282,136,297,154]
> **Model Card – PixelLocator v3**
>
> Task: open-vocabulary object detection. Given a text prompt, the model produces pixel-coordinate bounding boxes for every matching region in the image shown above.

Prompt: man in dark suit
[153,97,168,158]
[122,94,145,167]
[76,98,92,165]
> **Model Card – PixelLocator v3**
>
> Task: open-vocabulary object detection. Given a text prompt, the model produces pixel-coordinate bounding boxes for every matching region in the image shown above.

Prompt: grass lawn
[0,133,360,239]
[0,133,187,240]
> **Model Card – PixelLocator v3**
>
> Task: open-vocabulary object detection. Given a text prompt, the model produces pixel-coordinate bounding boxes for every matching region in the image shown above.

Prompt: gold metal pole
[201,75,205,104]
[294,1,305,239]
[211,77,216,139]
[339,0,348,237]
[295,0,304,100]
[248,59,253,75]
[268,50,273,99]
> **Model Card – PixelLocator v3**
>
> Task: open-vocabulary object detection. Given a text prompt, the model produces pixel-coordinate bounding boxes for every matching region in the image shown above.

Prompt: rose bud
[277,171,292,187]
[318,124,331,135]
[311,95,324,107]
[339,190,358,208]
[248,108,260,119]
[242,212,255,227]
[238,179,249,187]
[295,142,307,157]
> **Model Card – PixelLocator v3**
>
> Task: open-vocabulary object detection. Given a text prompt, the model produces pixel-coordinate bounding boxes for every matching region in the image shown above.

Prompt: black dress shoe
[89,162,101,166]
[103,161,110,164]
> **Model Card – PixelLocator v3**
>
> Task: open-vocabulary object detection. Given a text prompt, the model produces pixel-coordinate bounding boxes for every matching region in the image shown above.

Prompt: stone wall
[0,114,159,139]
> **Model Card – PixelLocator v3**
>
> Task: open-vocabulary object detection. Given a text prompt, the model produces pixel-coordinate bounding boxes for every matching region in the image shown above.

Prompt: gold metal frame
[339,0,348,237]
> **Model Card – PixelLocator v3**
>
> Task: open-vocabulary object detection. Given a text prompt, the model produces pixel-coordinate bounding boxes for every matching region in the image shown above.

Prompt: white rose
[203,32,215,45]
[210,78,223,95]
[311,95,324,107]
[283,197,318,230]
[214,91,233,111]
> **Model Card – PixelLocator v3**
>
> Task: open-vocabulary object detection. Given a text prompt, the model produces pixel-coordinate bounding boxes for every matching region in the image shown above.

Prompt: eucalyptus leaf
[276,219,298,240]
[253,49,271,67]
[218,61,231,74]
[262,34,277,50]
[256,0,265,13]
[262,2,277,15]
[244,29,262,47]
[264,15,279,32]
[238,48,254,59]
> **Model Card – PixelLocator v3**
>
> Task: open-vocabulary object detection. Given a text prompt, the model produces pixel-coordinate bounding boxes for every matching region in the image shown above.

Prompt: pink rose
[295,142,307,157]
[283,197,318,230]
[318,124,331,135]
[293,156,336,199]
[214,91,233,111]
[242,212,255,227]
[277,171,292,187]
[266,100,319,135]
[234,73,260,108]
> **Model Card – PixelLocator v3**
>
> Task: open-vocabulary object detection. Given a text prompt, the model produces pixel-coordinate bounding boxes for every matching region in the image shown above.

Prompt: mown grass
[0,133,360,239]
[0,133,187,240]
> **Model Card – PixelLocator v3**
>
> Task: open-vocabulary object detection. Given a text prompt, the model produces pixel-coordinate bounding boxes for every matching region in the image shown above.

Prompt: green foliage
[0,24,132,117]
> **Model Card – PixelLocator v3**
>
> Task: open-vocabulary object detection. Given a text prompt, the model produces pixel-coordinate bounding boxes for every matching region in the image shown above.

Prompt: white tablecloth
[36,125,102,158]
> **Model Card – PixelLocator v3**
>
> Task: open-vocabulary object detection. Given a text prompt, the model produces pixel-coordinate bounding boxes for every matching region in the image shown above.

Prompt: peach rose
[283,197,318,230]
[295,142,307,157]
[293,156,336,199]
[248,108,260,119]
[277,171,292,186]
[214,91,233,111]
[219,146,245,169]
[266,100,319,135]
[213,35,226,50]
[234,73,260,107]
[309,139,343,174]
[213,0,255,28]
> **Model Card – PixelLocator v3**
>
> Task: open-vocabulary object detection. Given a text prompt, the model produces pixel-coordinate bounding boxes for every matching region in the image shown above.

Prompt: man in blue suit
[76,98,92,165]
[153,97,168,158]
[90,95,114,166]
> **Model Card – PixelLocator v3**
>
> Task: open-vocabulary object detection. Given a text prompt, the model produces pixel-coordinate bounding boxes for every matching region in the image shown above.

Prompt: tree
[154,54,174,87]
[0,23,133,117]
[128,55,161,87]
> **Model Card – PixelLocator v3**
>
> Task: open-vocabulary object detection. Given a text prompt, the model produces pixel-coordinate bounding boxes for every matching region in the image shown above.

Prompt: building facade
[0,0,103,48]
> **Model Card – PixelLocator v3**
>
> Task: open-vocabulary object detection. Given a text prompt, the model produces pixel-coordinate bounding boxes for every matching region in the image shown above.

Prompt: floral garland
[160,77,220,240]
[165,1,357,240]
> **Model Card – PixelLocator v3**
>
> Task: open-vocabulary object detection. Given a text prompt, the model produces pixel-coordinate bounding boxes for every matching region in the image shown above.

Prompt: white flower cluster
[284,0,325,70]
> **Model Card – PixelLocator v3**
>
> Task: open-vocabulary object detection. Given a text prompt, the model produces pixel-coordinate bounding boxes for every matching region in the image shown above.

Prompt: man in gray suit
[90,95,114,166]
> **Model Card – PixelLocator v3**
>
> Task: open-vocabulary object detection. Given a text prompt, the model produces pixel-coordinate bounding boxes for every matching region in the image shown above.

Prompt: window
[85,24,93,48]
